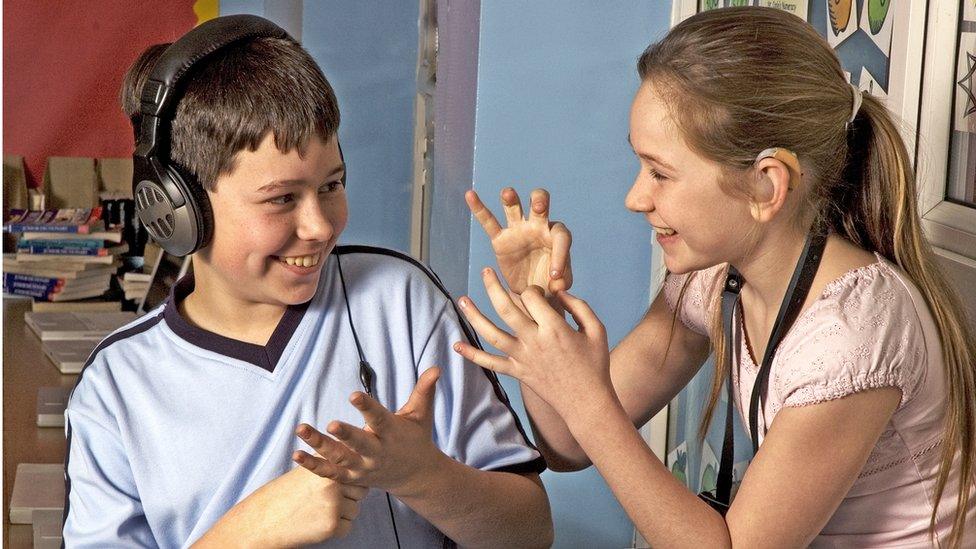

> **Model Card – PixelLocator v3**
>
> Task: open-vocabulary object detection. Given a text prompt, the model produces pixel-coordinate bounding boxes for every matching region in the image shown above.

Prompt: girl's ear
[749,156,795,224]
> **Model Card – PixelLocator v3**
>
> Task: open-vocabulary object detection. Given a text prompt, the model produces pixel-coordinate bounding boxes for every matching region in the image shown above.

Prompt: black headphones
[132,15,291,257]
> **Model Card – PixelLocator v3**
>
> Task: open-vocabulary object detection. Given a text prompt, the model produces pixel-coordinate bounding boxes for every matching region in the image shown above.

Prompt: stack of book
[3,208,125,303]
[121,270,152,302]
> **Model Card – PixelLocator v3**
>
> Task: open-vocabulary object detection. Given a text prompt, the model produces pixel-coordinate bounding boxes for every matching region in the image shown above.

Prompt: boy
[63,15,552,548]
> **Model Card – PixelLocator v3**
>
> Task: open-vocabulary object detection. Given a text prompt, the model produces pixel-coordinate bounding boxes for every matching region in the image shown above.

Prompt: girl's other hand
[465,188,573,296]
[454,268,614,421]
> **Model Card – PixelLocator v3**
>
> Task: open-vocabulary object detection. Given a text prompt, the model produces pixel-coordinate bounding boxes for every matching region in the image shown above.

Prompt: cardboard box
[3,154,28,211]
[43,157,97,208]
[97,157,133,199]
[3,155,28,252]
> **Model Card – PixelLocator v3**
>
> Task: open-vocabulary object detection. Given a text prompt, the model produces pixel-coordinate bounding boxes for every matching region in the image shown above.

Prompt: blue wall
[221,0,418,253]
[462,2,672,547]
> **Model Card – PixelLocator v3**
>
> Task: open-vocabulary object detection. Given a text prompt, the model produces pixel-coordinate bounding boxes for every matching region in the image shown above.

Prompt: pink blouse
[663,253,975,547]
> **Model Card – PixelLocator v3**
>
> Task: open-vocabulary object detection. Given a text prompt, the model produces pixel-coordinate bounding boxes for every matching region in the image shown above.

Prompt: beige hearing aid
[755,147,802,190]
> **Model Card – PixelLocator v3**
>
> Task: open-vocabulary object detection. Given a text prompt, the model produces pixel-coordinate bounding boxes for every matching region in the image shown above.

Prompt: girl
[455,7,976,547]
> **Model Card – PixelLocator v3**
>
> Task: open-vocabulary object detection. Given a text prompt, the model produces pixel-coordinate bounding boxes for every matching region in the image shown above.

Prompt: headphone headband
[140,15,291,120]
[132,15,293,257]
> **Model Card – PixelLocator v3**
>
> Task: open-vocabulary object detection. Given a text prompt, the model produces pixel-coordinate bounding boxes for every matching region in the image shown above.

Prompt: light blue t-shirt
[63,245,544,548]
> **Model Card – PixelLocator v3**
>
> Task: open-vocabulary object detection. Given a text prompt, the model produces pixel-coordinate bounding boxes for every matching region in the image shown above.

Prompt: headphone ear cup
[168,164,214,251]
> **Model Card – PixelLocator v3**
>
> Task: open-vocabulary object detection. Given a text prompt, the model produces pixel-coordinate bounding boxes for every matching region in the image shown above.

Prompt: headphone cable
[335,254,402,549]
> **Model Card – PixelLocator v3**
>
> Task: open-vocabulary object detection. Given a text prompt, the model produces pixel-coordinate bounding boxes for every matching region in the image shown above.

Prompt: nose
[624,172,655,213]
[296,195,335,242]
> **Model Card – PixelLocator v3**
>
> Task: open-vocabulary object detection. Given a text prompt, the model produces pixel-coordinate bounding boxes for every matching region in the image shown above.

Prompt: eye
[267,193,295,205]
[648,168,668,181]
[319,180,344,194]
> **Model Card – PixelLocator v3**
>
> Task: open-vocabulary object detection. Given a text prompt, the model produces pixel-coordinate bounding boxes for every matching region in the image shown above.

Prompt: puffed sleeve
[772,264,926,411]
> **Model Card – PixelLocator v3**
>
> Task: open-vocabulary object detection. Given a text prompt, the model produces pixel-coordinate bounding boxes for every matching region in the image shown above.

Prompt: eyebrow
[626,134,677,173]
[256,164,345,193]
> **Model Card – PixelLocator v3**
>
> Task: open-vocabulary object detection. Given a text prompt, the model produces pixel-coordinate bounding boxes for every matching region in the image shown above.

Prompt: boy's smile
[183,132,347,341]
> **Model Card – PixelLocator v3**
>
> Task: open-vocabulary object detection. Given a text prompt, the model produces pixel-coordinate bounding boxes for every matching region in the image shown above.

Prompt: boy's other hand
[293,367,445,497]
[196,466,367,547]
[465,188,573,296]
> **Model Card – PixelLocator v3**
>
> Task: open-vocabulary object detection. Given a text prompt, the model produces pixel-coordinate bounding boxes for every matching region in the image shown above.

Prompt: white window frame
[917,1,976,264]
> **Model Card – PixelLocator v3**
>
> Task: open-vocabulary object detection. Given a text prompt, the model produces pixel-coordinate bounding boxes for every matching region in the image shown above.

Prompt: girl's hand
[465,188,573,296]
[453,267,614,420]
[292,368,445,498]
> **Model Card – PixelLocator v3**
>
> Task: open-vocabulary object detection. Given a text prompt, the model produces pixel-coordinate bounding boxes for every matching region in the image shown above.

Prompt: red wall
[3,1,200,187]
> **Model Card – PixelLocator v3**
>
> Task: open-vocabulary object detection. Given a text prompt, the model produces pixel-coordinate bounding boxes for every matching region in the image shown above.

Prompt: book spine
[16,245,108,256]
[4,208,103,233]
[3,285,53,299]
[16,238,103,249]
[5,223,84,233]
[3,273,66,290]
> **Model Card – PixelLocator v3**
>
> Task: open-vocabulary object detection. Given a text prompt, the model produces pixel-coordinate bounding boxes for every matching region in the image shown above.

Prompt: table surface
[3,297,78,548]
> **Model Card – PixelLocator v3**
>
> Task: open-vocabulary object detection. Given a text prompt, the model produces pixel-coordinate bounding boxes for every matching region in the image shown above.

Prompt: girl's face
[626,81,757,274]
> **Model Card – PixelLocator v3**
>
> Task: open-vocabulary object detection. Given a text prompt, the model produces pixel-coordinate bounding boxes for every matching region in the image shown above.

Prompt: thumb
[397,367,441,421]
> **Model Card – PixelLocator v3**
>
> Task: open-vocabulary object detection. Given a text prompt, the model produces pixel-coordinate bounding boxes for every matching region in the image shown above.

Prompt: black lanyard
[711,226,828,510]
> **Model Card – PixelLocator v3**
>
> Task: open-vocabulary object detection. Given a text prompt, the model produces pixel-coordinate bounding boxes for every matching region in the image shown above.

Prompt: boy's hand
[197,466,367,547]
[293,367,445,498]
[465,188,573,296]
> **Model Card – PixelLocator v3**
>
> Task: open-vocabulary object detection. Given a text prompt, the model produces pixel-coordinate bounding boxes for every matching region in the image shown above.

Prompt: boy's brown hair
[120,36,340,191]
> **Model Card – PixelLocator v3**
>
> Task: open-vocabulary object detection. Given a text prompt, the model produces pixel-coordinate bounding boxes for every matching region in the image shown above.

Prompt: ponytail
[851,96,976,548]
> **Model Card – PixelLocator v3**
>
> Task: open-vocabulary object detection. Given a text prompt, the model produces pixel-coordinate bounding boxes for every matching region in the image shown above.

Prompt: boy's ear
[749,158,793,224]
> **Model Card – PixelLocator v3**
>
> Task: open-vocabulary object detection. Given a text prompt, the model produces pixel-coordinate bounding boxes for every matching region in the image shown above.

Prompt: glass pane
[949,2,976,209]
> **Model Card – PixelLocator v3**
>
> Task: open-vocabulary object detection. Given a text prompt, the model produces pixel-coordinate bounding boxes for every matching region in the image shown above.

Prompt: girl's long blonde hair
[641,7,975,546]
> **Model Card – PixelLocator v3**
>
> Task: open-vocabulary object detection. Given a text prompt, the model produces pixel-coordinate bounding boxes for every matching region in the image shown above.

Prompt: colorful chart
[826,0,857,48]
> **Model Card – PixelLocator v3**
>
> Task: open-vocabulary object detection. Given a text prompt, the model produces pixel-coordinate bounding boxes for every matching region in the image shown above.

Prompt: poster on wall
[826,0,858,48]
[955,32,976,133]
[858,0,893,58]
[859,67,888,102]
[667,441,689,487]
[757,0,808,19]
[966,0,976,24]
[698,442,720,494]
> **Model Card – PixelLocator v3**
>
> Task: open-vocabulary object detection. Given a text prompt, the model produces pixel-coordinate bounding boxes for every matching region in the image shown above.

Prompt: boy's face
[198,133,347,307]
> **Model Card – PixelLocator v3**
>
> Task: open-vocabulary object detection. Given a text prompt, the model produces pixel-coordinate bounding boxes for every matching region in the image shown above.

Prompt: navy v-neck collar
[163,274,310,372]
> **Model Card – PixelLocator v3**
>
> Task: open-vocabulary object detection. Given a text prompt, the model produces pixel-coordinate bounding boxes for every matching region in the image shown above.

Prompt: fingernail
[458,297,467,309]
[550,269,560,278]
[297,425,310,438]
[453,343,462,352]
[483,267,492,277]
[294,453,305,464]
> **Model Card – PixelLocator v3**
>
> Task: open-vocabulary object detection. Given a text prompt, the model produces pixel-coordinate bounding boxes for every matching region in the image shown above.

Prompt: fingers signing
[348,392,392,434]
[548,222,573,289]
[520,285,567,327]
[452,340,517,377]
[501,187,524,225]
[292,450,354,483]
[480,267,535,333]
[465,190,503,239]
[528,188,550,225]
[342,483,369,501]
[557,291,606,341]
[340,497,361,521]
[456,294,519,353]
[296,423,359,467]
[328,419,381,457]
[396,366,440,421]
